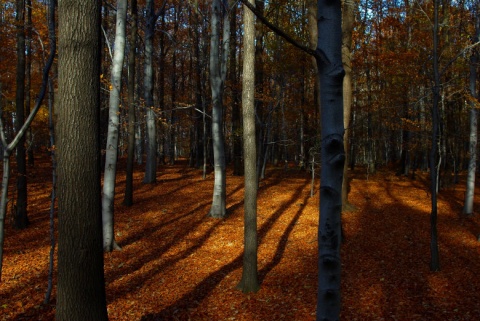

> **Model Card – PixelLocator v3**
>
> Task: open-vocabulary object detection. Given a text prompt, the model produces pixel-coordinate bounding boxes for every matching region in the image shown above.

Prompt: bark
[208,0,229,218]
[463,5,479,216]
[44,0,56,303]
[143,0,157,184]
[25,0,34,166]
[316,0,345,320]
[15,0,29,229]
[124,0,138,207]
[341,0,355,212]
[230,4,243,176]
[102,0,127,252]
[56,1,108,319]
[236,0,259,294]
[430,0,440,272]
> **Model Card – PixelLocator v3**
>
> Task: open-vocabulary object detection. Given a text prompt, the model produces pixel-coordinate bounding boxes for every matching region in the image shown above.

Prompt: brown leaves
[2,159,480,320]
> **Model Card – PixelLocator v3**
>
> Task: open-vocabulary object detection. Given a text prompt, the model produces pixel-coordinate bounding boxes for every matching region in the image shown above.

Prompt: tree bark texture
[56,1,108,319]
[430,0,440,272]
[15,0,29,229]
[316,0,345,320]
[102,0,127,252]
[236,0,259,294]
[230,4,243,176]
[124,0,138,207]
[463,5,479,216]
[143,0,157,184]
[341,0,355,212]
[208,0,229,218]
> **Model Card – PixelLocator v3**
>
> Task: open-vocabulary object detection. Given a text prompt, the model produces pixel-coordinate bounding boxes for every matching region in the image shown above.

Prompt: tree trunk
[25,0,34,166]
[102,0,127,252]
[236,0,259,294]
[15,0,29,229]
[341,0,355,212]
[208,0,229,218]
[316,0,345,319]
[429,0,440,272]
[463,5,479,216]
[230,4,243,176]
[56,1,108,319]
[0,0,55,282]
[143,0,157,184]
[124,0,138,207]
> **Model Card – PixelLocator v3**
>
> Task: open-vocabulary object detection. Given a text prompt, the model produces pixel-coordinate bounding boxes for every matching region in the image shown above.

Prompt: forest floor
[1,157,480,320]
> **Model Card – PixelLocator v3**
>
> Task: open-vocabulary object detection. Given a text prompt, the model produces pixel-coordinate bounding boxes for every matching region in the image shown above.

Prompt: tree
[239,0,345,316]
[102,0,127,252]
[315,0,345,319]
[463,3,479,216]
[14,0,29,229]
[143,0,158,184]
[55,0,108,319]
[124,0,138,207]
[0,0,55,282]
[208,0,229,218]
[429,0,441,272]
[236,0,259,294]
[341,0,355,212]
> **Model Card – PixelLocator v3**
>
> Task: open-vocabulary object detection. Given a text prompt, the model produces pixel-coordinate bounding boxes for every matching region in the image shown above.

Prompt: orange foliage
[1,158,480,320]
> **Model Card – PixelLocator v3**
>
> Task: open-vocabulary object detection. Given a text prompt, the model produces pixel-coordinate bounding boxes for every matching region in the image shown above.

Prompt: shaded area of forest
[1,158,480,320]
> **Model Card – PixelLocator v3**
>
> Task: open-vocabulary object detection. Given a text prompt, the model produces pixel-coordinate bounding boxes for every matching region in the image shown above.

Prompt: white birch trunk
[102,0,127,252]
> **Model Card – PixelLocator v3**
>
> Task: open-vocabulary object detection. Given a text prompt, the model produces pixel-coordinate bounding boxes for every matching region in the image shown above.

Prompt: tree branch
[238,0,328,64]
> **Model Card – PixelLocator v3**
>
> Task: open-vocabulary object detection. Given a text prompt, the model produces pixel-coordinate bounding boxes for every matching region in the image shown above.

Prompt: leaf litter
[1,158,480,320]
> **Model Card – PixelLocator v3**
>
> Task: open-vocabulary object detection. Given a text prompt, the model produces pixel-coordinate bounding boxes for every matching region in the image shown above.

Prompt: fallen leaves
[1,159,480,320]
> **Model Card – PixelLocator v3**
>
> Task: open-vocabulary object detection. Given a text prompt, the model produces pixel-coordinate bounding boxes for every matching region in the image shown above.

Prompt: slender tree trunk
[341,0,354,211]
[208,0,229,218]
[25,0,34,166]
[463,5,479,216]
[430,0,440,272]
[237,0,259,294]
[15,0,29,229]
[316,0,345,319]
[56,1,108,319]
[102,0,127,252]
[124,0,138,207]
[143,0,157,183]
[230,4,243,176]
[44,0,56,303]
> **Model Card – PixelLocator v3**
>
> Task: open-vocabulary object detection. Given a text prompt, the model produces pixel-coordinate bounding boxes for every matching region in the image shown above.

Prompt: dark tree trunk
[230,4,243,176]
[430,0,440,272]
[123,0,138,207]
[15,0,29,229]
[316,0,345,319]
[143,0,157,183]
[25,0,34,166]
[56,1,108,320]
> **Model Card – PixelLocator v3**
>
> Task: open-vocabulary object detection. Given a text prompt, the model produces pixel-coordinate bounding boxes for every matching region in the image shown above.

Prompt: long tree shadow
[341,173,480,319]
[258,192,309,283]
[140,177,311,320]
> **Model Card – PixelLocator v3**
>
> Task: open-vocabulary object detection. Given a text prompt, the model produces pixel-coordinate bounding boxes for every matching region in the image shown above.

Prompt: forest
[0,0,479,320]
